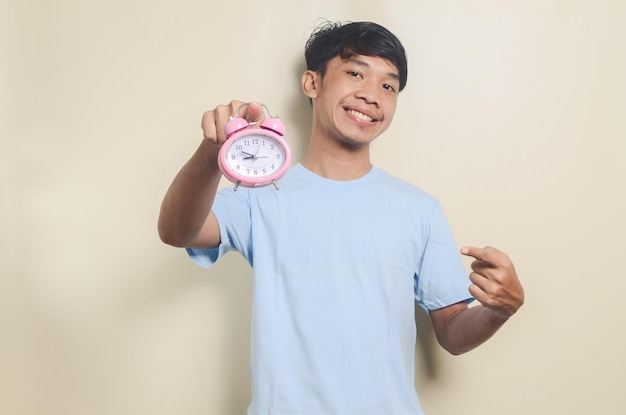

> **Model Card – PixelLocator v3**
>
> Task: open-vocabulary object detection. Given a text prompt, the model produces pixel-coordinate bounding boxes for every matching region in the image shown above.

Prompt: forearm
[434,304,510,356]
[158,139,222,246]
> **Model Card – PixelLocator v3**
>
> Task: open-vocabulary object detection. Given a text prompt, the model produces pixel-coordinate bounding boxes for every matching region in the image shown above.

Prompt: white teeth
[347,109,374,122]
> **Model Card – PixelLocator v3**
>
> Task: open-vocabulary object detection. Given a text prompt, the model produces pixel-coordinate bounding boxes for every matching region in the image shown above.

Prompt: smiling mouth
[346,108,375,123]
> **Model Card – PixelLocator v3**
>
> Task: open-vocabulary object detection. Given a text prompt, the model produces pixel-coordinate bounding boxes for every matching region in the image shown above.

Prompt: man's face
[305,54,400,148]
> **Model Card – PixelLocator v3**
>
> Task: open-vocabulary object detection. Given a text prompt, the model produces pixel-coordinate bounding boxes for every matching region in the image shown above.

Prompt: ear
[301,70,320,99]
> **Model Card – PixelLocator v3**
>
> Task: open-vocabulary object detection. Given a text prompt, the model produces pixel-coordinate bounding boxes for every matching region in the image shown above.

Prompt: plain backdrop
[2,0,625,414]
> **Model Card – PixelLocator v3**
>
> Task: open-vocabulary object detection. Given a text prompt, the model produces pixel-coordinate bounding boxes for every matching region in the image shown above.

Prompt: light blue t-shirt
[187,164,472,415]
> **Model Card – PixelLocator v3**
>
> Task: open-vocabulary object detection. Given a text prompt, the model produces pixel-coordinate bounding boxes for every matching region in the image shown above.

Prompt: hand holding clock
[201,100,265,148]
[158,101,260,247]
[159,100,288,247]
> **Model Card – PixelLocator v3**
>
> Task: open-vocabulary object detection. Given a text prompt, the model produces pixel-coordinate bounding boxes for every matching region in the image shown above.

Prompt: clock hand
[241,150,270,160]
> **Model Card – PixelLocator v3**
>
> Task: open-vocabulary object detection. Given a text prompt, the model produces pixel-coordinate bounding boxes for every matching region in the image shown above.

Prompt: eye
[383,83,397,93]
[347,71,362,78]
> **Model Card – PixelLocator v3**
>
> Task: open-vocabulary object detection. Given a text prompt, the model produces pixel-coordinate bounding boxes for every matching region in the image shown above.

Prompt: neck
[301,136,372,181]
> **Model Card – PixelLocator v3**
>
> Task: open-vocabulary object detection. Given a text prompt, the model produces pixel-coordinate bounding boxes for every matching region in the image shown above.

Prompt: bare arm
[429,246,524,355]
[158,139,222,248]
[158,100,263,248]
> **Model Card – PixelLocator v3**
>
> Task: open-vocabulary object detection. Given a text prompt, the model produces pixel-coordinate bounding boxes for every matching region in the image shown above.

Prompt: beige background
[2,0,625,414]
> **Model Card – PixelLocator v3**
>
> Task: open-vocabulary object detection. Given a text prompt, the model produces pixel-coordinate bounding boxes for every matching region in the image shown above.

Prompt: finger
[201,110,218,143]
[468,283,489,305]
[470,259,494,274]
[460,245,507,268]
[469,271,523,318]
[460,245,486,261]
[202,101,244,146]
[215,102,242,144]
[468,283,505,314]
[469,270,490,291]
[469,270,504,307]
[242,102,264,124]
[467,269,499,306]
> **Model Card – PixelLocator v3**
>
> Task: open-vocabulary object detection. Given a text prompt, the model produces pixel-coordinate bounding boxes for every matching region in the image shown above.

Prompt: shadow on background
[204,255,254,414]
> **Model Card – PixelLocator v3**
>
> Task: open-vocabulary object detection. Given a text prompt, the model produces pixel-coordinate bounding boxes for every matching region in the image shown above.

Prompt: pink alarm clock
[218,103,291,190]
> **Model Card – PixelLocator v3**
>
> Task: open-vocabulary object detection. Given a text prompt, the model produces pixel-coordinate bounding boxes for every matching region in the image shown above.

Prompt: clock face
[222,132,288,181]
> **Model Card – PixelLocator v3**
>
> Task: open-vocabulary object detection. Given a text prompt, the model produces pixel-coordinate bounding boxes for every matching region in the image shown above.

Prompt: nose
[355,81,380,107]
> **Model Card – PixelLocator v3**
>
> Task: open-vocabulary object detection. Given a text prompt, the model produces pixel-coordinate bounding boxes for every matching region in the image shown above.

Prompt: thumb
[244,102,264,123]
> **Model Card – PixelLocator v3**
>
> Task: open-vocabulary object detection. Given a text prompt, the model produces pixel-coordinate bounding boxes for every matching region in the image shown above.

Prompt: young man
[159,21,524,415]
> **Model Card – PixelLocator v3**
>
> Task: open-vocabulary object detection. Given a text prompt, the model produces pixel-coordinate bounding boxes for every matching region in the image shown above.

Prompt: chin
[338,135,376,149]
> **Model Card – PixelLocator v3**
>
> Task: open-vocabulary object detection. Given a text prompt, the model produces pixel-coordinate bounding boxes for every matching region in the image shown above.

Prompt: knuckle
[200,100,248,144]
[490,285,504,299]
[229,100,245,114]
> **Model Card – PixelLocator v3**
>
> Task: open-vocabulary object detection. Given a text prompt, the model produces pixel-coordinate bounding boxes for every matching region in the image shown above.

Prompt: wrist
[193,139,222,174]
[483,306,511,326]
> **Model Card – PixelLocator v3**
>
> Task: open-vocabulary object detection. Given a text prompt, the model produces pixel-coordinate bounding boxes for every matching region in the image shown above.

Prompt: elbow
[437,338,472,356]
[446,347,471,356]
[158,230,180,248]
[157,220,187,248]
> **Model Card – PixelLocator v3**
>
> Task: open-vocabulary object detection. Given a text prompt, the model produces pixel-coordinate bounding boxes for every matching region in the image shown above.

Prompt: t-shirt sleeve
[185,186,252,267]
[414,204,474,312]
[186,244,226,268]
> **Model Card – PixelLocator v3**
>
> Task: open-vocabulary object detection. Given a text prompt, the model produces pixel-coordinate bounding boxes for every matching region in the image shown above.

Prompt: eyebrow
[345,57,400,82]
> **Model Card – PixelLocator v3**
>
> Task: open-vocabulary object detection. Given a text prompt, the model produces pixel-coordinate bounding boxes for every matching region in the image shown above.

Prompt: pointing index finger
[461,245,511,269]
[461,245,480,257]
[461,246,494,263]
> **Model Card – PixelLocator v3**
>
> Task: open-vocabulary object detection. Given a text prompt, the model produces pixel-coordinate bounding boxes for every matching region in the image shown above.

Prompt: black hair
[305,21,408,91]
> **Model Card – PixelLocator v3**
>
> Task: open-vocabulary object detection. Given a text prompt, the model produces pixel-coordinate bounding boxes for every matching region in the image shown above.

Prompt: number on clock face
[224,134,287,178]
